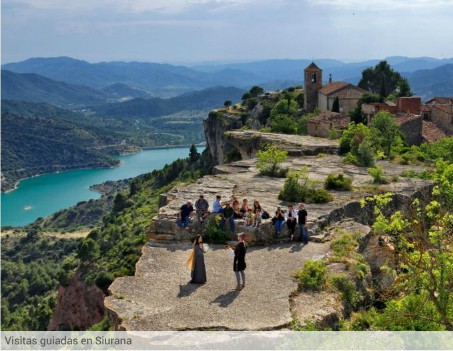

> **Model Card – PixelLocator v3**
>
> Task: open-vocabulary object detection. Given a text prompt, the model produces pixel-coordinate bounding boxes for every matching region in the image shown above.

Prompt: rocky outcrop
[224,130,340,160]
[203,112,242,165]
[48,271,105,330]
[105,240,332,330]
[150,155,432,245]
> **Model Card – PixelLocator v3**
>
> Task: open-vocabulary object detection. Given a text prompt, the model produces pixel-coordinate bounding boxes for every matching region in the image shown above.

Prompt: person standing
[227,232,247,291]
[177,201,194,229]
[298,203,309,244]
[221,202,235,234]
[186,235,207,284]
[286,204,297,239]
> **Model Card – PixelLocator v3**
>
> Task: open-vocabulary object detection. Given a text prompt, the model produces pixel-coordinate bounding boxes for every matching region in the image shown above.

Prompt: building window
[311,73,316,83]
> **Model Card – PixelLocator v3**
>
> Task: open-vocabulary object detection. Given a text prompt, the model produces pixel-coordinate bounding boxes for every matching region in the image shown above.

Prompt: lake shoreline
[2,146,204,227]
[2,143,205,194]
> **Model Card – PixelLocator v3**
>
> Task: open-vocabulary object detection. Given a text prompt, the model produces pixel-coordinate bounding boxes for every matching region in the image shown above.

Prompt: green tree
[189,144,200,163]
[223,100,232,108]
[369,111,403,158]
[256,144,288,177]
[360,174,453,330]
[249,85,264,97]
[358,60,412,98]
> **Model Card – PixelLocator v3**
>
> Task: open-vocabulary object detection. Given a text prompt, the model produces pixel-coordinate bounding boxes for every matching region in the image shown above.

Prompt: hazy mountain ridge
[1,70,110,107]
[93,86,245,118]
[3,56,453,101]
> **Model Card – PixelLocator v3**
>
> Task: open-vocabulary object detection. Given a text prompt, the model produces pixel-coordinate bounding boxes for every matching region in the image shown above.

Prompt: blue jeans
[177,216,190,229]
[275,219,285,236]
[299,224,309,243]
[221,217,235,233]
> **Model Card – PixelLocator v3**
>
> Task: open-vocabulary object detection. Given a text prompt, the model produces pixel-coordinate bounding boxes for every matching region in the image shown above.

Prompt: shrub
[204,216,230,244]
[368,166,388,184]
[324,173,353,191]
[256,144,288,177]
[330,274,359,307]
[279,168,334,203]
[311,189,334,203]
[95,272,114,293]
[295,260,327,291]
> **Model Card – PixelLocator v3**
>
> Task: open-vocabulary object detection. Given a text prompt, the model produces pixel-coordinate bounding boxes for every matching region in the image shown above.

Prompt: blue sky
[2,0,453,64]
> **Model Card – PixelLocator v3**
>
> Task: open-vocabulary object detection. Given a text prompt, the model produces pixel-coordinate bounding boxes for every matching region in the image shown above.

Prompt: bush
[295,260,327,291]
[256,144,288,177]
[279,168,334,203]
[324,173,353,191]
[204,217,230,244]
[368,166,388,184]
[330,274,359,307]
[95,272,114,293]
[311,189,334,203]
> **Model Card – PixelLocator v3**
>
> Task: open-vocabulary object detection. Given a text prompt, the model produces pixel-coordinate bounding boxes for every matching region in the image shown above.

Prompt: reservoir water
[1,147,203,227]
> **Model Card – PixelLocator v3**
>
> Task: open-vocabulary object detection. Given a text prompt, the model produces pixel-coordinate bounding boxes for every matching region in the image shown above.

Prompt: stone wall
[398,115,423,145]
[431,105,453,134]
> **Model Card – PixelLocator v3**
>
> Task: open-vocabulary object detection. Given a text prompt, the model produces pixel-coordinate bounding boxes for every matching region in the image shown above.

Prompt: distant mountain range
[3,56,453,101]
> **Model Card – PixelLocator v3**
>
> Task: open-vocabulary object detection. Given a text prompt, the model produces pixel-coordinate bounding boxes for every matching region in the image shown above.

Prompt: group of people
[176,194,309,243]
[272,203,309,244]
[185,232,247,291]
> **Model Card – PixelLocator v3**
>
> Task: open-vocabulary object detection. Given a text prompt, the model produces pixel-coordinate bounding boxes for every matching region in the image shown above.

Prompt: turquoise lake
[1,147,204,227]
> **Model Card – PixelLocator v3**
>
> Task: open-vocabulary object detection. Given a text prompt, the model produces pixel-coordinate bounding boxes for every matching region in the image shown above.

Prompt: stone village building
[303,62,452,145]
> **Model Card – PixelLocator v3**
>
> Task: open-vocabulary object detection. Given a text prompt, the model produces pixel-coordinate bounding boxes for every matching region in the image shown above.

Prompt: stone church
[304,62,367,114]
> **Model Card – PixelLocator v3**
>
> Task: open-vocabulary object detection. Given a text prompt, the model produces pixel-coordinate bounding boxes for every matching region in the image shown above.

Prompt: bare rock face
[224,130,340,160]
[48,271,105,330]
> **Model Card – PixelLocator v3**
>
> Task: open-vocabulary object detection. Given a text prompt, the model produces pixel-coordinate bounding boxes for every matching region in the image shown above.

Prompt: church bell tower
[304,62,323,112]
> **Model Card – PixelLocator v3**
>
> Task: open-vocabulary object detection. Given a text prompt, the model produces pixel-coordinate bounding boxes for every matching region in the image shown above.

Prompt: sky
[2,0,453,64]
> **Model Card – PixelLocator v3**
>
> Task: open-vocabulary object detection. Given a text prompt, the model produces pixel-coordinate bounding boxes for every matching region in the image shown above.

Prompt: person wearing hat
[226,232,247,291]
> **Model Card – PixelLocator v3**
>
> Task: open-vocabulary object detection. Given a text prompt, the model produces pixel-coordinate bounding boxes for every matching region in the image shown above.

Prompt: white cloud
[307,0,453,10]
[3,0,257,14]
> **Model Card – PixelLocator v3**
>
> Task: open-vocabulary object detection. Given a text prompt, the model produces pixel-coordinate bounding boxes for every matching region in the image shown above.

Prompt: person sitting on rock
[244,208,254,226]
[220,202,235,234]
[272,206,285,236]
[212,195,224,213]
[195,194,210,222]
[240,198,251,216]
[285,204,297,240]
[254,200,270,219]
[232,198,242,218]
[253,207,261,227]
[177,201,194,229]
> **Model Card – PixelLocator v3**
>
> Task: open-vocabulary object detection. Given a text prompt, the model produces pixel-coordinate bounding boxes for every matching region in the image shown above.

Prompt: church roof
[319,81,367,96]
[305,62,322,71]
[319,82,350,95]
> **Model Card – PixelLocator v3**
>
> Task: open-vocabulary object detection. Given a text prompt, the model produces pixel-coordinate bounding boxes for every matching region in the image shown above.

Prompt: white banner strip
[1,331,452,350]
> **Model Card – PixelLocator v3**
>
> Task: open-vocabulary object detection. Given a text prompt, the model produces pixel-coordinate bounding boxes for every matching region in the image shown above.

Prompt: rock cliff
[48,271,105,330]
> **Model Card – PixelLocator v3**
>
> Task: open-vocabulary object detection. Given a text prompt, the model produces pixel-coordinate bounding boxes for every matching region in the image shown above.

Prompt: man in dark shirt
[177,201,194,229]
[297,203,309,244]
[221,202,235,234]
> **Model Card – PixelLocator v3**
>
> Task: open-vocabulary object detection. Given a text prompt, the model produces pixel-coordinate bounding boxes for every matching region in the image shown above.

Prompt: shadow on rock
[210,290,240,308]
[177,282,203,298]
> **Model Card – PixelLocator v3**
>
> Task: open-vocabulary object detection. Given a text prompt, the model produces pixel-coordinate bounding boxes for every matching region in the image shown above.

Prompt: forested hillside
[1,148,211,330]
[1,113,120,191]
[93,86,245,118]
[1,70,110,107]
